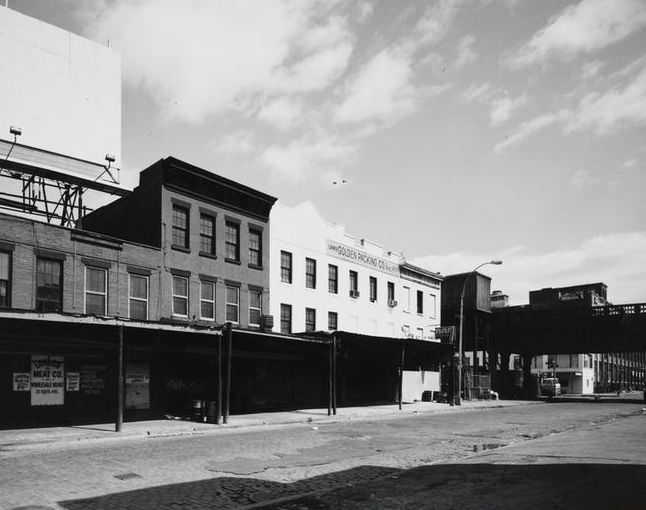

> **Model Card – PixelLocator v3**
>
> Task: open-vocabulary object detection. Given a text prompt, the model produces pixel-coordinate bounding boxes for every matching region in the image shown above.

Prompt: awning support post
[332,334,337,416]
[216,330,222,425]
[116,324,124,433]
[223,323,233,424]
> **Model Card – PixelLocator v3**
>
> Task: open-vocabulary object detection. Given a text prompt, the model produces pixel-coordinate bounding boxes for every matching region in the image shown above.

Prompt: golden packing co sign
[326,240,400,277]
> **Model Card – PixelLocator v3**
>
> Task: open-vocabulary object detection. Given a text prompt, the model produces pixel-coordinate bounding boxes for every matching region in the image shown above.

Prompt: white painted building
[270,202,443,400]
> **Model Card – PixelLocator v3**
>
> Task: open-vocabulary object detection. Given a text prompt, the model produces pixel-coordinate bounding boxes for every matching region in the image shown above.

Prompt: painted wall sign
[66,372,80,392]
[31,356,64,406]
[125,363,150,409]
[326,240,400,277]
[80,365,105,395]
[13,372,30,391]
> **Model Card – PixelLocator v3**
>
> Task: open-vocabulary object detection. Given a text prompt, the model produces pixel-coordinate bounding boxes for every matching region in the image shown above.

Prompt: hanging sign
[13,373,30,391]
[125,363,150,409]
[31,356,65,406]
[66,372,80,392]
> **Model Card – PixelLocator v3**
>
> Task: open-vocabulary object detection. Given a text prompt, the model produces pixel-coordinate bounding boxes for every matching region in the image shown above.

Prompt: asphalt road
[2,402,645,509]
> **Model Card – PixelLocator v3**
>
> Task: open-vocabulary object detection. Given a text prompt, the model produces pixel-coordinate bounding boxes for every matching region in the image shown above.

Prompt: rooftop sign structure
[326,240,400,277]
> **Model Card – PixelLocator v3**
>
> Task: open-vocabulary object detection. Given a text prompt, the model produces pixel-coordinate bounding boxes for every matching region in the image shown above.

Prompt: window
[172,276,188,317]
[0,251,11,308]
[328,264,338,294]
[416,290,423,314]
[249,290,262,326]
[305,258,317,289]
[403,286,411,313]
[416,327,424,339]
[305,307,316,332]
[387,281,395,302]
[199,214,216,255]
[85,267,107,315]
[280,304,292,334]
[200,281,215,320]
[36,258,62,312]
[225,221,240,262]
[172,205,189,249]
[225,285,239,323]
[129,274,148,320]
[349,270,358,295]
[369,276,377,302]
[328,311,338,331]
[280,250,292,283]
[248,229,262,267]
[429,293,437,319]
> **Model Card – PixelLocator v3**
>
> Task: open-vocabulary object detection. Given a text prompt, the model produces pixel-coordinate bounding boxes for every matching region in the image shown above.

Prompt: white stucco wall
[270,202,442,338]
[270,202,443,396]
[0,7,121,169]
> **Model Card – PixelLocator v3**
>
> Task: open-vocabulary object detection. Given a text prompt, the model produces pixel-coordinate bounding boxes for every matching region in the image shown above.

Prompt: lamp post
[456,260,502,405]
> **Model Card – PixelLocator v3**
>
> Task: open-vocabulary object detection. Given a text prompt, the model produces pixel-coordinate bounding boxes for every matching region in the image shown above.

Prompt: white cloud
[412,232,646,305]
[334,46,417,124]
[581,60,605,80]
[508,0,646,68]
[414,0,463,46]
[257,97,304,131]
[569,169,601,189]
[356,2,374,23]
[493,110,568,153]
[455,35,477,69]
[622,158,638,170]
[260,133,357,182]
[462,82,493,102]
[490,94,527,126]
[211,130,255,154]
[565,60,646,135]
[75,0,354,124]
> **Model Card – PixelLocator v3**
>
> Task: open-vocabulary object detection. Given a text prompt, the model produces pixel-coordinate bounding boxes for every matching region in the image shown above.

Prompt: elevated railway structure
[489,303,646,395]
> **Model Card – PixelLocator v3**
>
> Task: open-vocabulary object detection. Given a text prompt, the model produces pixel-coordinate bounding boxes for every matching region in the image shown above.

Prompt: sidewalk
[0,399,538,453]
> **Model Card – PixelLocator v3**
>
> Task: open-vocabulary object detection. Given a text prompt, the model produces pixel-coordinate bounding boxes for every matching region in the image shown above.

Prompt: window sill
[225,258,241,265]
[281,280,293,285]
[248,264,263,271]
[171,245,191,253]
[199,251,218,260]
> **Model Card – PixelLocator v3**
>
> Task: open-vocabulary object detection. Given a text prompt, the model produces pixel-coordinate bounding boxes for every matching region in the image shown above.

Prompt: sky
[8,0,646,305]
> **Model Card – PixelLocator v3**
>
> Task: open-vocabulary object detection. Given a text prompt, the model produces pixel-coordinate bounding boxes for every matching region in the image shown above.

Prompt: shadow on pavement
[56,463,646,510]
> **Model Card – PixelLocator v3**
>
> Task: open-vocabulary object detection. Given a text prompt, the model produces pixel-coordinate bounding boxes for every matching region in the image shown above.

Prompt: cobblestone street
[2,400,645,509]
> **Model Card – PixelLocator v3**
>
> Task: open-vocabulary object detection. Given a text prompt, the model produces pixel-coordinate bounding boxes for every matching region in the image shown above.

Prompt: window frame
[85,266,108,315]
[0,250,12,308]
[387,281,395,302]
[280,250,293,284]
[349,270,358,295]
[200,280,216,321]
[249,289,262,327]
[225,285,240,324]
[199,213,216,257]
[128,273,149,320]
[224,221,240,263]
[305,307,316,332]
[328,264,338,294]
[36,257,63,312]
[328,311,338,331]
[416,290,424,315]
[402,285,411,313]
[248,228,263,268]
[369,276,377,302]
[280,303,292,334]
[171,204,190,250]
[305,258,317,289]
[429,293,437,319]
[172,275,189,318]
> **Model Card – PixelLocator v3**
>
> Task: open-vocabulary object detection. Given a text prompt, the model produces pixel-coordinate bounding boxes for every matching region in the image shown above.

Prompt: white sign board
[326,240,400,277]
[13,372,30,391]
[125,363,150,409]
[31,356,64,406]
[66,372,80,392]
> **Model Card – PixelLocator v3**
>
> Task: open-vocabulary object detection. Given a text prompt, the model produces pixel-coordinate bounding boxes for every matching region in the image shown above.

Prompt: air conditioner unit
[260,314,274,332]
[370,298,377,303]
[350,290,360,298]
[388,300,398,307]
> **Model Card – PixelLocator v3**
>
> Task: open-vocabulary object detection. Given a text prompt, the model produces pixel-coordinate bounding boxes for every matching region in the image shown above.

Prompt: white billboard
[0,7,121,170]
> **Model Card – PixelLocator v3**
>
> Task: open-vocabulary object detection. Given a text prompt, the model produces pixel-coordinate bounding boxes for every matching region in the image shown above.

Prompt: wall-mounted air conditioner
[388,300,398,307]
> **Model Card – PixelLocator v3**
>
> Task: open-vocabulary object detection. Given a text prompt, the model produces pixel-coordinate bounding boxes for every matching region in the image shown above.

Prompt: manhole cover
[114,472,142,481]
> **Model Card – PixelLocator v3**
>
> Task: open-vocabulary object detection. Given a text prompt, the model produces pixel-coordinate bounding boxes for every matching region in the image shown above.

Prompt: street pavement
[1,399,645,509]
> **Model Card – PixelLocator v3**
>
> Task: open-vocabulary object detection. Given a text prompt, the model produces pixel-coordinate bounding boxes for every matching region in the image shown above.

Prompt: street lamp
[456,260,502,405]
